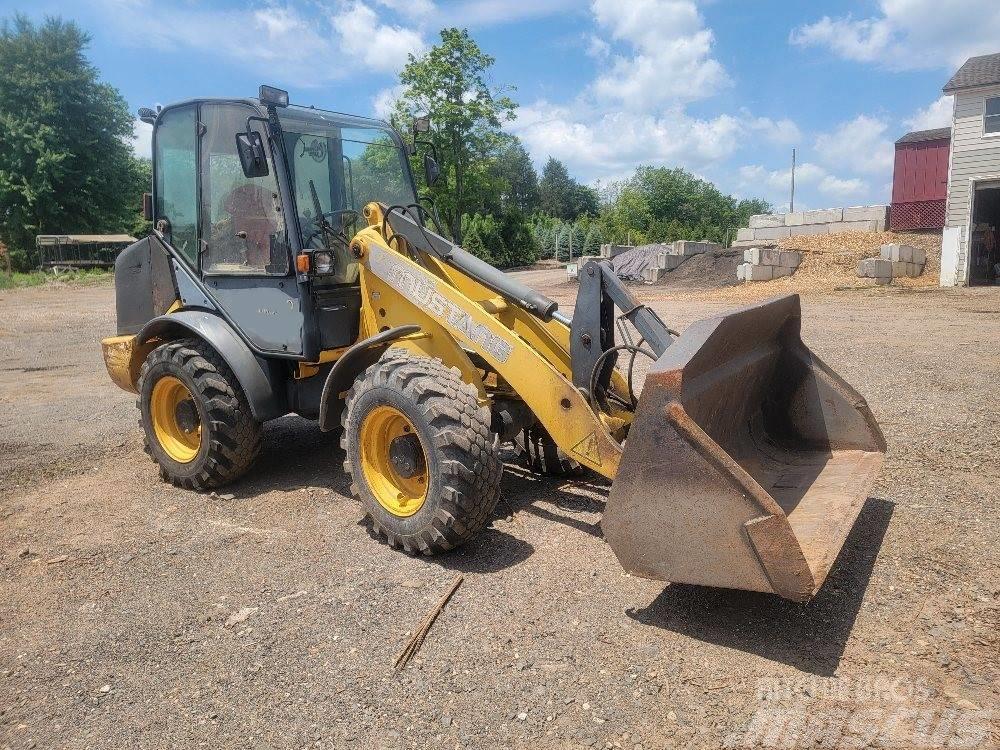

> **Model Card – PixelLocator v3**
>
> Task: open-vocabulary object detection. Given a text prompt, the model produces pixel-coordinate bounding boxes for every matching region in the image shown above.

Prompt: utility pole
[790,148,797,213]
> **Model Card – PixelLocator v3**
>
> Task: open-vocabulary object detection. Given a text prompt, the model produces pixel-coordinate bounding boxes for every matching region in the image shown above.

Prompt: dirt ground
[1,274,998,750]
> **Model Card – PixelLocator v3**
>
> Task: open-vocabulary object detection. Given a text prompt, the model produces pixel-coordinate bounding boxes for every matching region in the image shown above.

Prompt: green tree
[582,225,605,256]
[393,28,517,243]
[597,166,770,246]
[462,213,508,266]
[0,15,149,268]
[497,139,540,214]
[539,157,599,221]
[539,158,574,219]
[498,209,539,267]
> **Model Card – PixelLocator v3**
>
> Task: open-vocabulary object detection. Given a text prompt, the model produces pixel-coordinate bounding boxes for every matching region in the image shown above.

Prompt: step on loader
[102,86,885,602]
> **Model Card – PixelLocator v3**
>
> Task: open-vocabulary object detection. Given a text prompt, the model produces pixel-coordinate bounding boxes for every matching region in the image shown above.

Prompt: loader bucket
[602,295,885,602]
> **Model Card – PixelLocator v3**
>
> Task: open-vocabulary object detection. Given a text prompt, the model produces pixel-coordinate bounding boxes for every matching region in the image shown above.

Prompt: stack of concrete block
[654,240,722,271]
[856,244,927,284]
[734,205,889,248]
[737,247,803,282]
[599,244,632,259]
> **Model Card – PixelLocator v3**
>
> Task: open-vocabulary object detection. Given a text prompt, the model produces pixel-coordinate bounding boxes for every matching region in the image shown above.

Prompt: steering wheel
[303,208,360,246]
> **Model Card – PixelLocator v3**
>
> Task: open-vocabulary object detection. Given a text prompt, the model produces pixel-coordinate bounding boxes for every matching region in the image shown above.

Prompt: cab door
[195,102,303,355]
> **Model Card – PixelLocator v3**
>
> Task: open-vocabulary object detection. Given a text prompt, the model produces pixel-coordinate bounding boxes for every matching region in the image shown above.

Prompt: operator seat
[221,184,280,268]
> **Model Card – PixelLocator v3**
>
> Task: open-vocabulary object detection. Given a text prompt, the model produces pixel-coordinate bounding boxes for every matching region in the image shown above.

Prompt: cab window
[200,103,289,275]
[154,105,198,264]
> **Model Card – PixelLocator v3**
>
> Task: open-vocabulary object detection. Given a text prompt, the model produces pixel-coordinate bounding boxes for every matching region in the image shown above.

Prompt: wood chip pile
[638,230,942,303]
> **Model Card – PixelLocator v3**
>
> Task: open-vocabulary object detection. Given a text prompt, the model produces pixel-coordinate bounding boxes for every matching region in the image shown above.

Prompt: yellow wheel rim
[359,405,428,517]
[150,375,202,464]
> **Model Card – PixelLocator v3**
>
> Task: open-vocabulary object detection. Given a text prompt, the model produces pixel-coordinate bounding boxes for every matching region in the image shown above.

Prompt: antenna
[790,148,797,213]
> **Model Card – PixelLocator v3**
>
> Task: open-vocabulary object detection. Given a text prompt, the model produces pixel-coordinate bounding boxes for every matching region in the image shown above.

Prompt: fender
[318,325,421,432]
[138,310,286,422]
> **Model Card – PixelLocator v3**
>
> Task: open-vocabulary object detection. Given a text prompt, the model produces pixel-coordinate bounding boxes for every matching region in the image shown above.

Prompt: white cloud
[512,101,741,181]
[738,161,870,207]
[739,162,826,193]
[746,115,802,146]
[374,0,435,19]
[791,0,1000,71]
[132,117,153,159]
[443,0,581,26]
[372,85,405,120]
[585,34,610,59]
[904,96,953,131]
[814,115,894,176]
[818,174,867,200]
[93,0,427,86]
[332,4,426,74]
[589,0,728,110]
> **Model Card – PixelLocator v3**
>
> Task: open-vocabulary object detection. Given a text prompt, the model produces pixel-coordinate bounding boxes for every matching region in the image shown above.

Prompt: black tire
[138,338,262,490]
[341,349,502,554]
[513,423,583,477]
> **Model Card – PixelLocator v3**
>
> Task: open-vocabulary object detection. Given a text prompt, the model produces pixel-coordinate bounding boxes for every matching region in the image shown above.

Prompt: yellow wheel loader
[102,86,885,602]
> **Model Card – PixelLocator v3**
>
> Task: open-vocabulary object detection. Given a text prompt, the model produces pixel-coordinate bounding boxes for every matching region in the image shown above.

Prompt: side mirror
[424,153,441,187]
[236,131,269,178]
[142,192,153,221]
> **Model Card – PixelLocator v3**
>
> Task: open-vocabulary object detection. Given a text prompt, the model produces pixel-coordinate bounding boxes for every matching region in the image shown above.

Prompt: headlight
[313,251,334,274]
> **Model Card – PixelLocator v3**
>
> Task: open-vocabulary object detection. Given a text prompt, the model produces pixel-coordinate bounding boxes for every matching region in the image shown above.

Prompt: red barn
[890,128,951,231]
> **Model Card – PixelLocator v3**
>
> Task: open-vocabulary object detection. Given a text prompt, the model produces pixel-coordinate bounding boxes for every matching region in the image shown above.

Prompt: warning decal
[570,432,601,466]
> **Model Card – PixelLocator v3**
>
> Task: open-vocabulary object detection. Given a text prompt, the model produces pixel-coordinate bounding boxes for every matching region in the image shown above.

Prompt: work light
[313,251,334,274]
[259,85,289,108]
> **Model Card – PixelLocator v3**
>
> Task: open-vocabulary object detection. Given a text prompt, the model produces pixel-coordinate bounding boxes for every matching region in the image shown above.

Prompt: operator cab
[149,88,421,360]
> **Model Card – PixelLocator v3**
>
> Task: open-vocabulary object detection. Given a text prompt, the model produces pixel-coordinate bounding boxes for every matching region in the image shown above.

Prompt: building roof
[943,52,1000,93]
[896,128,952,145]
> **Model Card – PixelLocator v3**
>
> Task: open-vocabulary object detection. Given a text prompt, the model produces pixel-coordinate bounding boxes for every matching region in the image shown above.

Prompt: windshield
[278,107,417,285]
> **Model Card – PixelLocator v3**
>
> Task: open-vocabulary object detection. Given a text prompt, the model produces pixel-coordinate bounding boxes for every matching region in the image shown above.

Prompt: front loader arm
[349,204,624,478]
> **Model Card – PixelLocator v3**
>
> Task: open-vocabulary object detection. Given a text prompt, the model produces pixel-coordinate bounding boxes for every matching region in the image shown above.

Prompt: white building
[941,53,1000,286]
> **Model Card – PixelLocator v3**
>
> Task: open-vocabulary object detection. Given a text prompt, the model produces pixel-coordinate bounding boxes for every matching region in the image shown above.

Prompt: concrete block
[786,223,830,237]
[906,262,922,277]
[745,264,774,281]
[874,276,891,286]
[673,240,721,256]
[600,244,631,258]
[844,205,889,224]
[657,253,686,270]
[753,226,791,241]
[749,214,785,229]
[772,265,793,278]
[891,261,909,277]
[857,258,892,278]
[802,208,844,225]
[784,212,806,227]
[641,266,664,284]
[744,247,783,265]
[778,250,802,268]
[736,228,754,242]
[911,247,927,266]
[732,238,777,248]
[881,243,914,262]
[737,262,748,281]
[828,220,879,233]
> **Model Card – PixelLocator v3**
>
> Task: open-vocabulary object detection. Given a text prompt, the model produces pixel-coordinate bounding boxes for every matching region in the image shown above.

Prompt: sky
[4,0,1000,212]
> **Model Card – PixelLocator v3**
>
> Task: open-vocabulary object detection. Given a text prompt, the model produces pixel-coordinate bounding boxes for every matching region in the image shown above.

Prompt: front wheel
[138,338,262,490]
[342,350,502,554]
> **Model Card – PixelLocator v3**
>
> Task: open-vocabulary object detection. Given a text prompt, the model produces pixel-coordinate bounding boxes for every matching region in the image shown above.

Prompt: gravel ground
[1,276,998,750]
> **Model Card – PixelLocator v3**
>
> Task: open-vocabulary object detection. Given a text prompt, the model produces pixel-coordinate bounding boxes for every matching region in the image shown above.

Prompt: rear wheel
[138,338,262,490]
[342,349,502,554]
